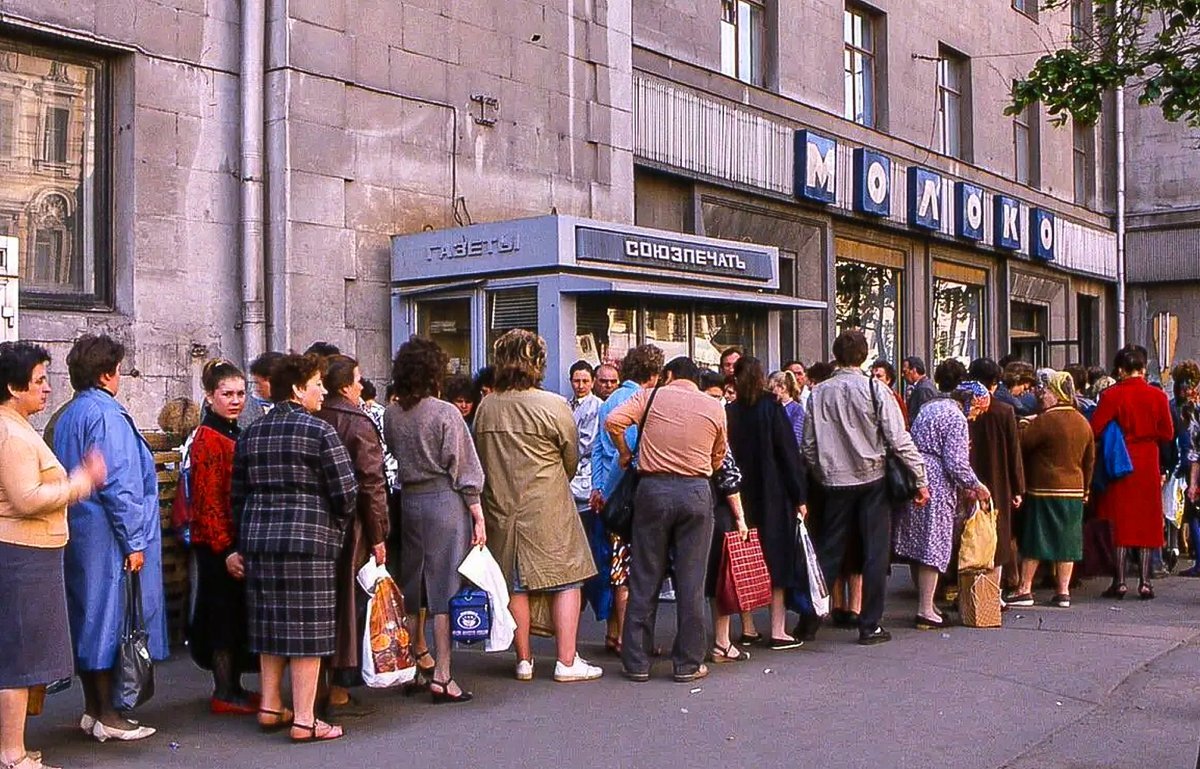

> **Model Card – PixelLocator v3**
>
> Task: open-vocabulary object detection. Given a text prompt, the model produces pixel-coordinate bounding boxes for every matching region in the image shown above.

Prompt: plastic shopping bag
[715,529,773,615]
[357,558,415,689]
[958,499,999,572]
[796,518,830,618]
[1163,476,1186,528]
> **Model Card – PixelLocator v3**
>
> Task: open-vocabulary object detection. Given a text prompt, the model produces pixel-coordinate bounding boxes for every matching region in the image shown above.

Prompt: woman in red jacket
[1091,345,1174,599]
[188,359,256,712]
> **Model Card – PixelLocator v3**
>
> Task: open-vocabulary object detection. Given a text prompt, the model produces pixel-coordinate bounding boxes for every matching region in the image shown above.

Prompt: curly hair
[1171,360,1200,406]
[267,353,322,403]
[934,359,967,393]
[392,336,449,410]
[442,372,474,404]
[493,329,546,392]
[618,344,664,385]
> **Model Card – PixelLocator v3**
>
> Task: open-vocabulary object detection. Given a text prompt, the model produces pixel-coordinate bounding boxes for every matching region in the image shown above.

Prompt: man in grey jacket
[902,356,938,424]
[800,331,929,645]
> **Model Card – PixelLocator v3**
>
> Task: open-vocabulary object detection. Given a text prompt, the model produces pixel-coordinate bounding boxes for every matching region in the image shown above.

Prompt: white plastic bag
[357,557,416,688]
[1163,476,1186,528]
[456,546,517,653]
[797,518,830,618]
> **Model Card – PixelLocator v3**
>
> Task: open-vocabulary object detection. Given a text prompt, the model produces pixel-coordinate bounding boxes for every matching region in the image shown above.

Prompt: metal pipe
[239,0,267,365]
[1115,0,1127,349]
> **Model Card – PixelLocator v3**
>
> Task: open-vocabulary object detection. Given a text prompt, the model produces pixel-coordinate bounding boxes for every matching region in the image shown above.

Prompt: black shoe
[858,626,892,646]
[791,614,822,643]
[1003,592,1035,607]
[621,669,650,683]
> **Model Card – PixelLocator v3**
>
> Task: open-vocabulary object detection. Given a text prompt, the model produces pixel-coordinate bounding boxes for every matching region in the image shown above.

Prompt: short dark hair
[720,347,742,364]
[832,330,869,368]
[268,353,322,403]
[619,344,664,385]
[967,357,1003,388]
[902,356,927,376]
[360,378,378,401]
[392,336,449,410]
[568,360,594,378]
[998,353,1021,369]
[870,359,897,385]
[733,356,767,404]
[0,342,51,403]
[443,373,474,403]
[201,358,245,393]
[304,341,341,359]
[806,361,834,385]
[249,351,284,379]
[66,334,125,391]
[783,359,805,371]
[699,370,725,392]
[934,359,967,392]
[1086,366,1107,386]
[1063,364,1088,394]
[663,356,701,386]
[1114,344,1148,375]
[322,354,359,396]
[472,366,495,394]
[1002,361,1036,388]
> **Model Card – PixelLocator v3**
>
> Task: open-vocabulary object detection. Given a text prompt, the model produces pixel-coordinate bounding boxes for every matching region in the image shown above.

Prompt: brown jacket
[0,404,90,548]
[1020,405,1096,497]
[315,395,389,672]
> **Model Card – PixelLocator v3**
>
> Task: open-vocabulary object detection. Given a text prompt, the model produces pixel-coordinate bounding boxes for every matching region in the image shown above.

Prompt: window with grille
[487,287,539,359]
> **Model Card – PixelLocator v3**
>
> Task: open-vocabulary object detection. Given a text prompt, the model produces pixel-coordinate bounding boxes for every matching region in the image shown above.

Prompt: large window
[843,7,877,127]
[932,276,984,365]
[416,297,472,374]
[836,259,900,367]
[0,40,109,307]
[937,47,969,159]
[1013,90,1040,186]
[720,0,765,87]
[487,286,539,360]
[1073,120,1095,206]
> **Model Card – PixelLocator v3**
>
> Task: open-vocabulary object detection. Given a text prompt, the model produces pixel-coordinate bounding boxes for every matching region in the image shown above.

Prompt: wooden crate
[148,434,189,647]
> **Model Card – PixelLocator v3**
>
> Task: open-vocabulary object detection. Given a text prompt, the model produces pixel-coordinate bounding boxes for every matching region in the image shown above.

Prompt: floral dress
[893,397,980,573]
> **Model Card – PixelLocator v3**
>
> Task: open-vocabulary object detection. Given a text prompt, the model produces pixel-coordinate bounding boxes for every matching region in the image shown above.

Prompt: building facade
[1,0,1118,422]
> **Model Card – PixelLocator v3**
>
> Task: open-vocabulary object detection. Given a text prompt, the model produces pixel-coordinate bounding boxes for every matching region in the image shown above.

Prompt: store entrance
[1010,301,1048,367]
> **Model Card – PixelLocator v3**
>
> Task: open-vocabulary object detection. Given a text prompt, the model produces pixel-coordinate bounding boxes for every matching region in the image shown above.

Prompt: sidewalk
[25,570,1200,769]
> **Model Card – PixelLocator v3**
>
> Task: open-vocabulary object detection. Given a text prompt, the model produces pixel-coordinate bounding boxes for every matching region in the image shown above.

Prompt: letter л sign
[993,195,1021,251]
[955,182,985,241]
[853,148,890,217]
[794,130,837,204]
[1031,208,1055,262]
[906,167,942,231]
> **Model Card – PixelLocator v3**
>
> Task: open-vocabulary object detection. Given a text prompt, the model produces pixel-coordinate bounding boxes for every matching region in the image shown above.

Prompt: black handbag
[112,571,155,712]
[869,378,919,503]
[600,383,663,541]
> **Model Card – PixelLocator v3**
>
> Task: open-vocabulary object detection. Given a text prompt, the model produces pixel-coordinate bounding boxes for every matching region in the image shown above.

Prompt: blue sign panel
[1030,208,1056,262]
[993,195,1021,250]
[955,182,985,241]
[794,130,837,204]
[907,167,942,231]
[853,148,890,216]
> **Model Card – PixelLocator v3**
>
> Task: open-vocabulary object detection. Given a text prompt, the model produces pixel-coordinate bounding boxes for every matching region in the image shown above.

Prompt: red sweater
[189,424,238,554]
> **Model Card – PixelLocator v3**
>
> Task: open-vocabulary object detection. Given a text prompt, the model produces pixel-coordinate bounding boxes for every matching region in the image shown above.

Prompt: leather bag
[600,384,663,541]
[112,572,155,712]
[869,379,919,503]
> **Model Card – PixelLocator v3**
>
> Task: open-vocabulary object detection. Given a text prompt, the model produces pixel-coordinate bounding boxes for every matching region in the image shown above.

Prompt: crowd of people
[0,327,1190,767]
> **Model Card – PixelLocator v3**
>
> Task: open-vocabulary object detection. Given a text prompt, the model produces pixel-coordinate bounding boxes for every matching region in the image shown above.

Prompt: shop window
[487,286,539,361]
[836,259,900,367]
[695,306,758,370]
[576,296,639,367]
[779,252,797,364]
[0,39,110,307]
[932,278,984,365]
[937,46,970,160]
[844,6,879,128]
[417,297,472,374]
[644,305,690,363]
[720,0,765,87]
[1010,300,1048,367]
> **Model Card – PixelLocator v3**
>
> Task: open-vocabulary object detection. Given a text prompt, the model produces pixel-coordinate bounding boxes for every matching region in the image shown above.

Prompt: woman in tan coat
[0,342,106,769]
[473,330,602,684]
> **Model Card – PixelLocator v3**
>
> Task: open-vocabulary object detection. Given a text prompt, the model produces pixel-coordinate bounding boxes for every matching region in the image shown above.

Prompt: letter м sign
[907,167,942,231]
[993,195,1021,251]
[1031,208,1055,262]
[955,182,984,241]
[794,130,836,204]
[853,148,890,217]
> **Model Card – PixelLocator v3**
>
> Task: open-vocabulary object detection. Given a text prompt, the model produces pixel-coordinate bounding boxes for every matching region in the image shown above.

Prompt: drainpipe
[239,0,267,365]
[1114,0,1127,349]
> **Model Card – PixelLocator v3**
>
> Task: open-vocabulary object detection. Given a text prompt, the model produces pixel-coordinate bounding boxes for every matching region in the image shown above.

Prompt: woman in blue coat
[52,334,166,742]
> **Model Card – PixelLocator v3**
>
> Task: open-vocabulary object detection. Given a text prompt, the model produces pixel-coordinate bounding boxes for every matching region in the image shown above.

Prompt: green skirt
[1019,495,1084,562]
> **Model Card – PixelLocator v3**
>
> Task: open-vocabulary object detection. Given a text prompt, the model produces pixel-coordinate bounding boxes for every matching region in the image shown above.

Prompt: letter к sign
[955,182,985,241]
[1030,208,1055,262]
[794,130,837,204]
[853,148,890,217]
[993,195,1021,251]
[907,167,942,231]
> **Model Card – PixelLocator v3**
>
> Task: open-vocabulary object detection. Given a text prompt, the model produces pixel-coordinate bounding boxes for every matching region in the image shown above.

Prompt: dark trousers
[806,479,890,632]
[621,475,714,676]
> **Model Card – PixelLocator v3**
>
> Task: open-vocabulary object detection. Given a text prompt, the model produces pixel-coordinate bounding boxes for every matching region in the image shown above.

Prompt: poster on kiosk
[0,237,18,343]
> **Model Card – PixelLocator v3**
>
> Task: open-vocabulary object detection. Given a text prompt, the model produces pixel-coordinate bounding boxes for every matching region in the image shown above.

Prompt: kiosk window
[644,306,690,363]
[487,287,539,360]
[695,307,757,371]
[577,297,639,367]
[417,298,472,374]
[836,259,900,366]
[932,278,984,365]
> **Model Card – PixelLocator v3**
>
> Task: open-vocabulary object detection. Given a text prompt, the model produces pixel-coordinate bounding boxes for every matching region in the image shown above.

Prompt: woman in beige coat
[473,330,602,684]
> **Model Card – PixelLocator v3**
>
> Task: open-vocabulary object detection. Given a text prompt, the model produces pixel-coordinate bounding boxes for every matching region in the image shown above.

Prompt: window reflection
[836,260,899,366]
[932,278,984,365]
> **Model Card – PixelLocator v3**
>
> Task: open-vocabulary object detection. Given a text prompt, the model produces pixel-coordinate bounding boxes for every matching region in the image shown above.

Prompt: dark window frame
[1012,0,1039,21]
[843,4,879,128]
[936,45,971,160]
[720,0,767,88]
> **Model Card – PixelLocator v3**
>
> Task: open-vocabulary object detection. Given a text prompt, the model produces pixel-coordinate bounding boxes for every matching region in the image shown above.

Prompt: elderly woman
[187,359,256,714]
[1091,345,1174,599]
[313,355,389,715]
[53,334,166,743]
[383,337,486,703]
[0,342,106,769]
[474,329,601,683]
[1007,371,1096,608]
[892,361,990,630]
[231,353,357,743]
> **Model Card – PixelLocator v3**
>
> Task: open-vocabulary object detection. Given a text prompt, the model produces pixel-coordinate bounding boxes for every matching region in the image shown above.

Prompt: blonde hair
[768,369,801,401]
[493,329,546,392]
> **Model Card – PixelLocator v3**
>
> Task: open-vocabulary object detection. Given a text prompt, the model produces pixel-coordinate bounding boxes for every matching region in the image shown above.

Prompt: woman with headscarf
[1009,371,1096,608]
[892,362,990,629]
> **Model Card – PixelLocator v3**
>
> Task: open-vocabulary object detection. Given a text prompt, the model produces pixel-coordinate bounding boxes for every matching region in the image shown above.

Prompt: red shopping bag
[715,529,772,615]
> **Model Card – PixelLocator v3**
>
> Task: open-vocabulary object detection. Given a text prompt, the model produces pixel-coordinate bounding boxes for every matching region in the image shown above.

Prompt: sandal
[1139,582,1156,600]
[2,753,56,769]
[429,678,473,704]
[257,707,294,732]
[403,651,435,697]
[1101,583,1128,600]
[709,643,750,663]
[290,720,343,744]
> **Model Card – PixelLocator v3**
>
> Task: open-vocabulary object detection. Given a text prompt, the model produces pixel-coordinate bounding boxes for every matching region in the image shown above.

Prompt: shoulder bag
[112,571,155,712]
[869,378,920,503]
[600,384,663,541]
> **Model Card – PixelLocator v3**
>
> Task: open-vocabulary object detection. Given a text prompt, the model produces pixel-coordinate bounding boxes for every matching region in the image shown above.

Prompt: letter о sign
[955,182,984,241]
[853,148,890,217]
[1031,209,1055,262]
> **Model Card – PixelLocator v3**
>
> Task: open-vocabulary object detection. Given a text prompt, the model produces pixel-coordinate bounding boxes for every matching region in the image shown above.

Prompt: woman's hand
[225,552,245,579]
[469,503,487,547]
[81,449,107,486]
[795,503,808,521]
[974,485,992,502]
[1012,495,1023,509]
[125,551,145,573]
[372,542,387,566]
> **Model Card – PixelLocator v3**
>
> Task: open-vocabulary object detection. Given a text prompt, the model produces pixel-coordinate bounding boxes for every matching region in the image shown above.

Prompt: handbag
[958,498,999,572]
[715,530,773,615]
[112,571,155,712]
[869,378,919,503]
[449,586,492,644]
[600,383,663,541]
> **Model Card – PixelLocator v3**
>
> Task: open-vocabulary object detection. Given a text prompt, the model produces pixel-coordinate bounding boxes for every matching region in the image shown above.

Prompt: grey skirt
[399,479,471,615]
[0,542,73,687]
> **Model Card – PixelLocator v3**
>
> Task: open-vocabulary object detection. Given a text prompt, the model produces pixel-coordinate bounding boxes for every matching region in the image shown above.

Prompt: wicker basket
[957,568,1001,628]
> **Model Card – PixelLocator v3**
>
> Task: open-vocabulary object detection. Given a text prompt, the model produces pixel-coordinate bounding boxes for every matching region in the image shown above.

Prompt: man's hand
[1189,486,1200,504]
[618,451,633,470]
[589,489,605,512]
[913,487,931,507]
[125,551,145,573]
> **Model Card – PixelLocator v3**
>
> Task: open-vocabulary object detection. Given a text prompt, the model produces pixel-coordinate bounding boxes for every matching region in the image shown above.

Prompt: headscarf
[954,380,991,421]
[1043,370,1076,406]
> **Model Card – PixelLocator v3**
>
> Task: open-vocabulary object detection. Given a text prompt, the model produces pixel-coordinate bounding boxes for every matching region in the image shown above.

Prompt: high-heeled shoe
[402,650,436,697]
[429,678,473,704]
[1101,582,1128,600]
[1139,582,1156,600]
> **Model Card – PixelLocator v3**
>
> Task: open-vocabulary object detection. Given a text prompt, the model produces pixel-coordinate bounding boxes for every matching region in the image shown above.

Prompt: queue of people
[0,328,1194,768]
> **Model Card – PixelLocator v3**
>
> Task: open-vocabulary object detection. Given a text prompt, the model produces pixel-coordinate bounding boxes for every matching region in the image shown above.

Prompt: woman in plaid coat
[231,353,357,744]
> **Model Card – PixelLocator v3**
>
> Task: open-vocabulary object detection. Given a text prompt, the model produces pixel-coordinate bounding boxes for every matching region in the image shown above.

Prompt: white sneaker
[515,658,534,682]
[92,721,156,742]
[554,655,603,682]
